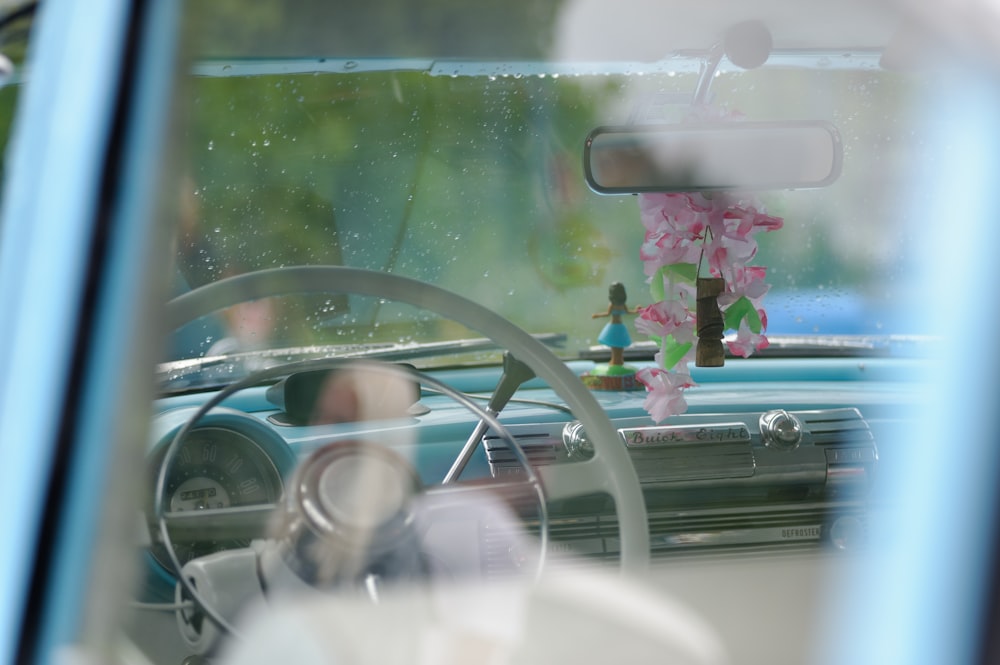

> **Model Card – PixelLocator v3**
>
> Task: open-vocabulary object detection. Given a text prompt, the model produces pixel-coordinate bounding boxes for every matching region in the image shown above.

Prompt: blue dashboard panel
[686,357,925,384]
[150,356,918,490]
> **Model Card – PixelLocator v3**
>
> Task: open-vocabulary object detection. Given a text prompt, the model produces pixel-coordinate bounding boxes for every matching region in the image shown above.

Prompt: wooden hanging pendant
[695,277,726,367]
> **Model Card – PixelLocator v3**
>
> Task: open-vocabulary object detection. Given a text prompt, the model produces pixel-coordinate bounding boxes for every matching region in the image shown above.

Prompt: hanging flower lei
[633,191,783,422]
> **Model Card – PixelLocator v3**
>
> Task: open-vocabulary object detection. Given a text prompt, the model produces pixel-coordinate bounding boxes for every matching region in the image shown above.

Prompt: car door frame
[0,0,180,662]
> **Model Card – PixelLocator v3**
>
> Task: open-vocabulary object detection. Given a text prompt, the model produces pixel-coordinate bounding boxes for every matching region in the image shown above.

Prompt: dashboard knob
[759,410,802,450]
[562,421,595,460]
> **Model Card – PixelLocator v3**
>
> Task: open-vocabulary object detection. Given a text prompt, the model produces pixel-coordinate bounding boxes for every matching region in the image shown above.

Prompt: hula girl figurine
[585,282,641,390]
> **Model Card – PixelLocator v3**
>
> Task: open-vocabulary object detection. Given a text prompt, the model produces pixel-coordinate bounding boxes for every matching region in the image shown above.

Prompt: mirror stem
[692,42,724,106]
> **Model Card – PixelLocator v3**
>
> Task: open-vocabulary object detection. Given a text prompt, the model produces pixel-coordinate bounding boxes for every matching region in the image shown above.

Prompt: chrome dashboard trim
[618,423,751,446]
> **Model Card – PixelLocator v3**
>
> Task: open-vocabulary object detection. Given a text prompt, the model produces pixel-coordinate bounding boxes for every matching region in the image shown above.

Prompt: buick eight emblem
[619,423,751,447]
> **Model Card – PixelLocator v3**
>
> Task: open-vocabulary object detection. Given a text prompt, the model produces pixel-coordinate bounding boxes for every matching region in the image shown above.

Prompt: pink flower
[635,299,691,338]
[704,205,783,281]
[638,194,712,275]
[749,209,783,232]
[705,212,758,274]
[639,193,712,230]
[640,229,702,276]
[636,367,695,422]
[727,317,770,358]
[705,235,757,278]
[718,265,770,309]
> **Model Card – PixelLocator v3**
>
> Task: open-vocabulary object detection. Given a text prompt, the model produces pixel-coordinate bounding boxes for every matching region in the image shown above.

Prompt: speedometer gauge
[147,416,296,573]
[165,428,279,512]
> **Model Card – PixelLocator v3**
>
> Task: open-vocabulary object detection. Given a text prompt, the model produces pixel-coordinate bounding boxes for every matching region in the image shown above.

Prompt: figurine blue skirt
[598,317,632,348]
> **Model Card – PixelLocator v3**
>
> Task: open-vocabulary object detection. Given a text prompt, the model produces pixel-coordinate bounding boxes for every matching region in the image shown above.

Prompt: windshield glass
[168,2,922,374]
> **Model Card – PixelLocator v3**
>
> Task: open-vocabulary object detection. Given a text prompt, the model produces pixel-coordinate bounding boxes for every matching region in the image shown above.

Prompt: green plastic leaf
[660,335,693,369]
[723,296,762,333]
[650,267,666,302]
[649,264,697,303]
[665,263,697,282]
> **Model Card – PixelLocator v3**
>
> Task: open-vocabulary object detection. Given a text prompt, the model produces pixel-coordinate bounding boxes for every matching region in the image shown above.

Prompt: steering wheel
[164,267,650,576]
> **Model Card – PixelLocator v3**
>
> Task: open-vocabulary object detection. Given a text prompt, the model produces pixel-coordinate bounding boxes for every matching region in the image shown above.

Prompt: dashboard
[131,356,913,663]
[143,356,908,573]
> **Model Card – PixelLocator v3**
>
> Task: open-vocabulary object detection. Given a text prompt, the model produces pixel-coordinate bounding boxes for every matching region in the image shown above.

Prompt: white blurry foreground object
[218,566,729,665]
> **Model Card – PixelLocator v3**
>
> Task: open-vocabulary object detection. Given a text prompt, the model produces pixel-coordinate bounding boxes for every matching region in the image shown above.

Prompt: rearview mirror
[584,121,842,194]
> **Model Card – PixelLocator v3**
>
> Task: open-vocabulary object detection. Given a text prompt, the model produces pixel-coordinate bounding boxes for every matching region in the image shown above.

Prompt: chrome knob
[562,421,595,460]
[760,409,802,450]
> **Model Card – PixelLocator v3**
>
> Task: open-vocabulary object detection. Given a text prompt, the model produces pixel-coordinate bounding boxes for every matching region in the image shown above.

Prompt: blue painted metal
[824,70,1000,665]
[0,0,131,661]
[0,0,182,660]
[30,0,183,659]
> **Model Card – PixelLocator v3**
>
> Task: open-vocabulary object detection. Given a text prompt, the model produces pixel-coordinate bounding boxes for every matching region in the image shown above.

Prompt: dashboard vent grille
[480,501,864,576]
[800,408,874,446]
[484,434,559,478]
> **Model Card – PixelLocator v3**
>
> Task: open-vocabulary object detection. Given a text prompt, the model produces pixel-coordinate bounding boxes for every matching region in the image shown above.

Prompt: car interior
[4,1,1000,665]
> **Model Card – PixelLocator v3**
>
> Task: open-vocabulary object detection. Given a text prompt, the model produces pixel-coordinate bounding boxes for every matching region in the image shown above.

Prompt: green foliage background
[166,0,921,355]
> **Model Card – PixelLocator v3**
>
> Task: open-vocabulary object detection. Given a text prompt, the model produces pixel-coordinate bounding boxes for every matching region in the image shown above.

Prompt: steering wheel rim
[165,266,649,573]
[158,357,552,644]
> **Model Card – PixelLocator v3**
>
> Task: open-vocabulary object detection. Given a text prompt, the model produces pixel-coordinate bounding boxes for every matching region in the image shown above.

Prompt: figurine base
[582,364,643,391]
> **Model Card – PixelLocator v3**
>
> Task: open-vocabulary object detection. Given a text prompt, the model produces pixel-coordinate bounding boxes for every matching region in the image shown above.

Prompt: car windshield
[166,1,921,392]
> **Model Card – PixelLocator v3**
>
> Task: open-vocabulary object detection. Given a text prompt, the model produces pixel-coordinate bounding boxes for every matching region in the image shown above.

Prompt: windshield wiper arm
[156,333,566,392]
